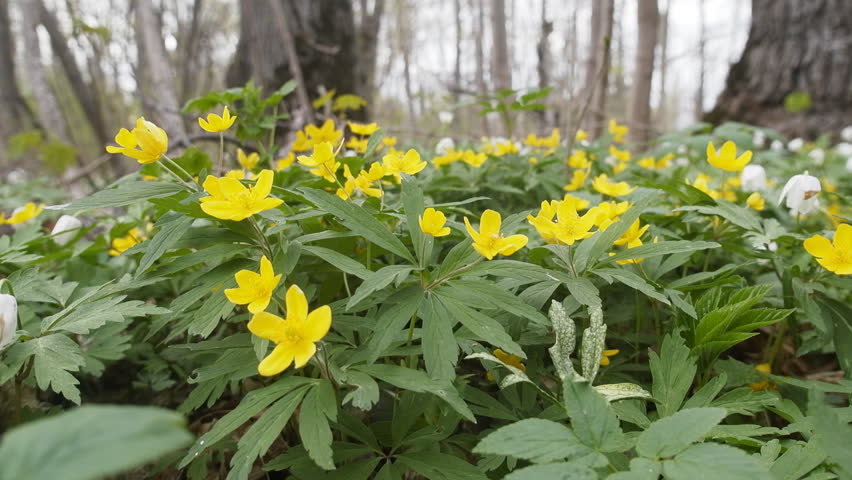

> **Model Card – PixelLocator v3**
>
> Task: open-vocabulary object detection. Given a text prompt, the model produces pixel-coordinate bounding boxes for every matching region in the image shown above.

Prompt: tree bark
[536,0,553,128]
[693,0,706,121]
[355,0,384,117]
[179,0,204,102]
[583,0,614,138]
[707,0,852,138]
[628,0,659,144]
[655,0,669,131]
[0,0,33,157]
[490,0,511,91]
[473,0,489,134]
[135,1,188,144]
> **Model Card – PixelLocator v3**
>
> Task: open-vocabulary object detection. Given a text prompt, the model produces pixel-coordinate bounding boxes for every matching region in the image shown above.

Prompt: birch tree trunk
[0,0,33,157]
[708,0,852,138]
[583,0,614,138]
[490,0,511,91]
[628,0,659,144]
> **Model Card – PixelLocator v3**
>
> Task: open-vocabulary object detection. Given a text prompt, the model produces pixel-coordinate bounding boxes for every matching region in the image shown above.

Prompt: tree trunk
[693,0,706,121]
[355,0,384,117]
[227,0,362,122]
[473,0,489,134]
[490,0,511,91]
[135,1,188,145]
[397,0,416,131]
[18,0,68,142]
[707,0,852,138]
[0,0,33,157]
[655,0,669,131]
[583,0,614,138]
[179,0,204,102]
[536,0,553,128]
[628,0,658,144]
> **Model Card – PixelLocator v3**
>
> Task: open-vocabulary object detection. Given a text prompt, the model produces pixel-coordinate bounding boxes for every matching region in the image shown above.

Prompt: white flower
[788,138,804,151]
[674,157,689,167]
[752,130,766,148]
[6,169,28,184]
[604,156,618,167]
[842,125,852,142]
[51,215,83,246]
[740,165,767,192]
[846,156,852,171]
[676,145,688,154]
[438,111,454,125]
[435,137,455,155]
[808,148,824,165]
[836,142,852,157]
[770,140,784,152]
[778,173,821,216]
[0,294,18,350]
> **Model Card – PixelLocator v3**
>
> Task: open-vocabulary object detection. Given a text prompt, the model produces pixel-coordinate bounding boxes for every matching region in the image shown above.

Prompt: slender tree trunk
[0,0,34,157]
[473,0,489,134]
[18,0,68,142]
[656,0,669,131]
[180,0,204,102]
[693,0,706,121]
[490,0,511,92]
[536,0,553,128]
[583,0,614,137]
[628,0,659,144]
[398,0,416,131]
[356,0,384,118]
[708,0,852,138]
[270,0,316,124]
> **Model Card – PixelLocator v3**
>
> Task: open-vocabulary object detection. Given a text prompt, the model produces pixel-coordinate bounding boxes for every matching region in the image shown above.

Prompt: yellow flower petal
[258,344,295,376]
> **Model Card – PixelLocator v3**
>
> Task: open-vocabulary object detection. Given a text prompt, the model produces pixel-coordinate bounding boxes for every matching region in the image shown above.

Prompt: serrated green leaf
[563,381,625,452]
[29,334,85,404]
[474,418,592,463]
[650,334,696,417]
[136,213,194,275]
[663,443,771,480]
[55,181,185,211]
[637,407,727,458]
[299,386,336,470]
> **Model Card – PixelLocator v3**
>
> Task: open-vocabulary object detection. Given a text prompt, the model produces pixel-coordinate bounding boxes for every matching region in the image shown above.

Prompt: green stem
[217,132,225,175]
[424,257,484,290]
[248,218,274,260]
[160,155,198,191]
[406,314,417,368]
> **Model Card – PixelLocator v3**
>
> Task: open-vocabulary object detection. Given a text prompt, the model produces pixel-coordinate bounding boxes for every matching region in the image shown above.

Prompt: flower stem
[424,257,484,290]
[217,132,225,175]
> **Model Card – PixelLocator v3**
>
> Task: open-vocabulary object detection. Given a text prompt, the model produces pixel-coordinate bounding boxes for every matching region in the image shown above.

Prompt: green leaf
[395,452,487,480]
[650,334,697,417]
[562,381,625,452]
[365,287,424,363]
[440,279,548,325]
[29,334,86,404]
[421,295,459,380]
[0,405,192,480]
[355,364,474,421]
[676,201,762,232]
[136,213,194,275]
[474,418,592,463]
[347,265,414,310]
[299,386,336,470]
[364,128,386,158]
[341,370,380,410]
[55,181,185,211]
[603,241,720,265]
[435,293,525,358]
[573,191,654,272]
[815,297,852,377]
[303,245,372,280]
[809,391,852,477]
[594,268,670,305]
[503,463,597,480]
[636,408,727,458]
[663,443,771,480]
[299,187,415,263]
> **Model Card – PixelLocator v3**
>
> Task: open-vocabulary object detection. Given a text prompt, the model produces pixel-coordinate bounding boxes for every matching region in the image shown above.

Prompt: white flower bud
[846,156,852,172]
[740,165,767,192]
[438,111,454,125]
[435,137,455,155]
[0,294,18,350]
[808,148,824,165]
[778,173,821,216]
[842,125,852,142]
[752,130,766,148]
[770,140,784,152]
[51,215,83,246]
[836,142,852,156]
[674,157,689,167]
[788,138,804,151]
[6,169,28,184]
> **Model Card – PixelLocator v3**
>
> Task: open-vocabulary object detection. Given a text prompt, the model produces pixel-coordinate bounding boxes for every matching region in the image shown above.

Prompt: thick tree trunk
[708,0,852,138]
[135,1,188,144]
[0,0,33,157]
[583,0,614,138]
[490,0,511,91]
[355,0,384,117]
[655,1,669,130]
[628,0,658,144]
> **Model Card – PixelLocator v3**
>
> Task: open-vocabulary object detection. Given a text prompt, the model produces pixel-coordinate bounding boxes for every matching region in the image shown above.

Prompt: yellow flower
[345,136,369,154]
[106,117,168,164]
[575,129,588,141]
[199,169,283,221]
[305,119,343,146]
[804,223,852,275]
[382,136,398,147]
[543,200,600,245]
[382,149,426,181]
[2,202,44,225]
[612,161,629,175]
[614,220,648,248]
[247,285,331,376]
[298,142,341,183]
[420,208,451,237]
[494,140,519,156]
[275,152,295,171]
[746,192,765,211]
[706,141,752,172]
[487,348,526,381]
[599,349,620,366]
[225,169,246,180]
[608,120,628,143]
[237,148,259,171]
[198,106,237,133]
[108,228,142,256]
[561,193,590,211]
[462,150,488,168]
[748,363,775,391]
[291,130,312,152]
[592,174,635,197]
[464,210,528,260]
[592,201,632,231]
[609,145,631,163]
[224,256,282,314]
[563,169,589,191]
[568,151,591,169]
[336,165,383,199]
[347,121,380,136]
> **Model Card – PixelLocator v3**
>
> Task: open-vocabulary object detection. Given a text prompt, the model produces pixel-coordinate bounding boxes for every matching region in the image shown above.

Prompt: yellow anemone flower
[198,106,237,133]
[533,200,599,245]
[706,141,752,172]
[804,223,852,275]
[275,152,295,171]
[614,220,649,247]
[592,174,635,197]
[494,140,519,156]
[487,348,526,381]
[420,208,451,237]
[746,192,765,211]
[237,148,259,171]
[608,120,628,143]
[345,136,369,153]
[224,255,282,314]
[563,169,589,191]
[575,129,589,141]
[462,150,488,167]
[291,130,312,152]
[464,210,528,260]
[247,285,332,376]
[108,228,143,256]
[600,349,620,366]
[347,121,380,136]
[2,202,44,225]
[336,165,382,199]
[568,151,591,169]
[382,149,426,181]
[748,363,775,391]
[297,142,341,183]
[106,117,169,164]
[305,119,343,145]
[199,169,283,221]
[609,145,631,163]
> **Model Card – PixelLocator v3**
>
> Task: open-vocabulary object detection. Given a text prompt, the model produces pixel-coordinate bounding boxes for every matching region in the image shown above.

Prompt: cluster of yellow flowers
[108,228,143,257]
[433,148,488,168]
[344,121,379,154]
[0,202,43,225]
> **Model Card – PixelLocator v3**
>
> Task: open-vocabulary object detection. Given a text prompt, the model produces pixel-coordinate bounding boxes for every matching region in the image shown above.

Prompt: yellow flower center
[283,325,303,344]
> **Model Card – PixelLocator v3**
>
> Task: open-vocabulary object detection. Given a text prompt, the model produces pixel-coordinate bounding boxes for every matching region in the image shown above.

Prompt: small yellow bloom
[748,363,775,391]
[275,152,295,171]
[612,161,629,175]
[804,223,852,275]
[382,136,398,147]
[600,349,620,366]
[382,149,426,181]
[224,255,282,313]
[298,142,341,183]
[106,117,168,164]
[575,129,588,141]
[237,148,259,171]
[592,174,635,197]
[305,119,343,146]
[608,120,628,143]
[609,145,631,163]
[746,192,765,211]
[198,106,237,133]
[291,130,312,152]
[611,220,649,264]
[347,121,380,136]
[568,151,591,169]
[706,141,752,172]
[494,140,519,156]
[464,210,528,260]
[592,201,632,231]
[419,208,451,237]
[225,169,246,180]
[462,150,488,168]
[345,136,369,154]
[563,169,589,191]
[108,228,142,256]
[199,169,283,221]
[2,202,44,225]
[487,348,526,381]
[336,165,383,199]
[247,285,331,376]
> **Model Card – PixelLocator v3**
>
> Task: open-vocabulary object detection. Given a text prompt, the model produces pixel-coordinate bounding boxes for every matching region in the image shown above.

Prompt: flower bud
[435,137,455,155]
[51,215,83,246]
[842,125,852,142]
[438,111,454,125]
[778,173,821,216]
[788,138,804,151]
[770,140,784,152]
[752,130,766,148]
[740,165,767,192]
[836,142,852,157]
[846,157,852,172]
[808,148,825,166]
[0,294,18,350]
